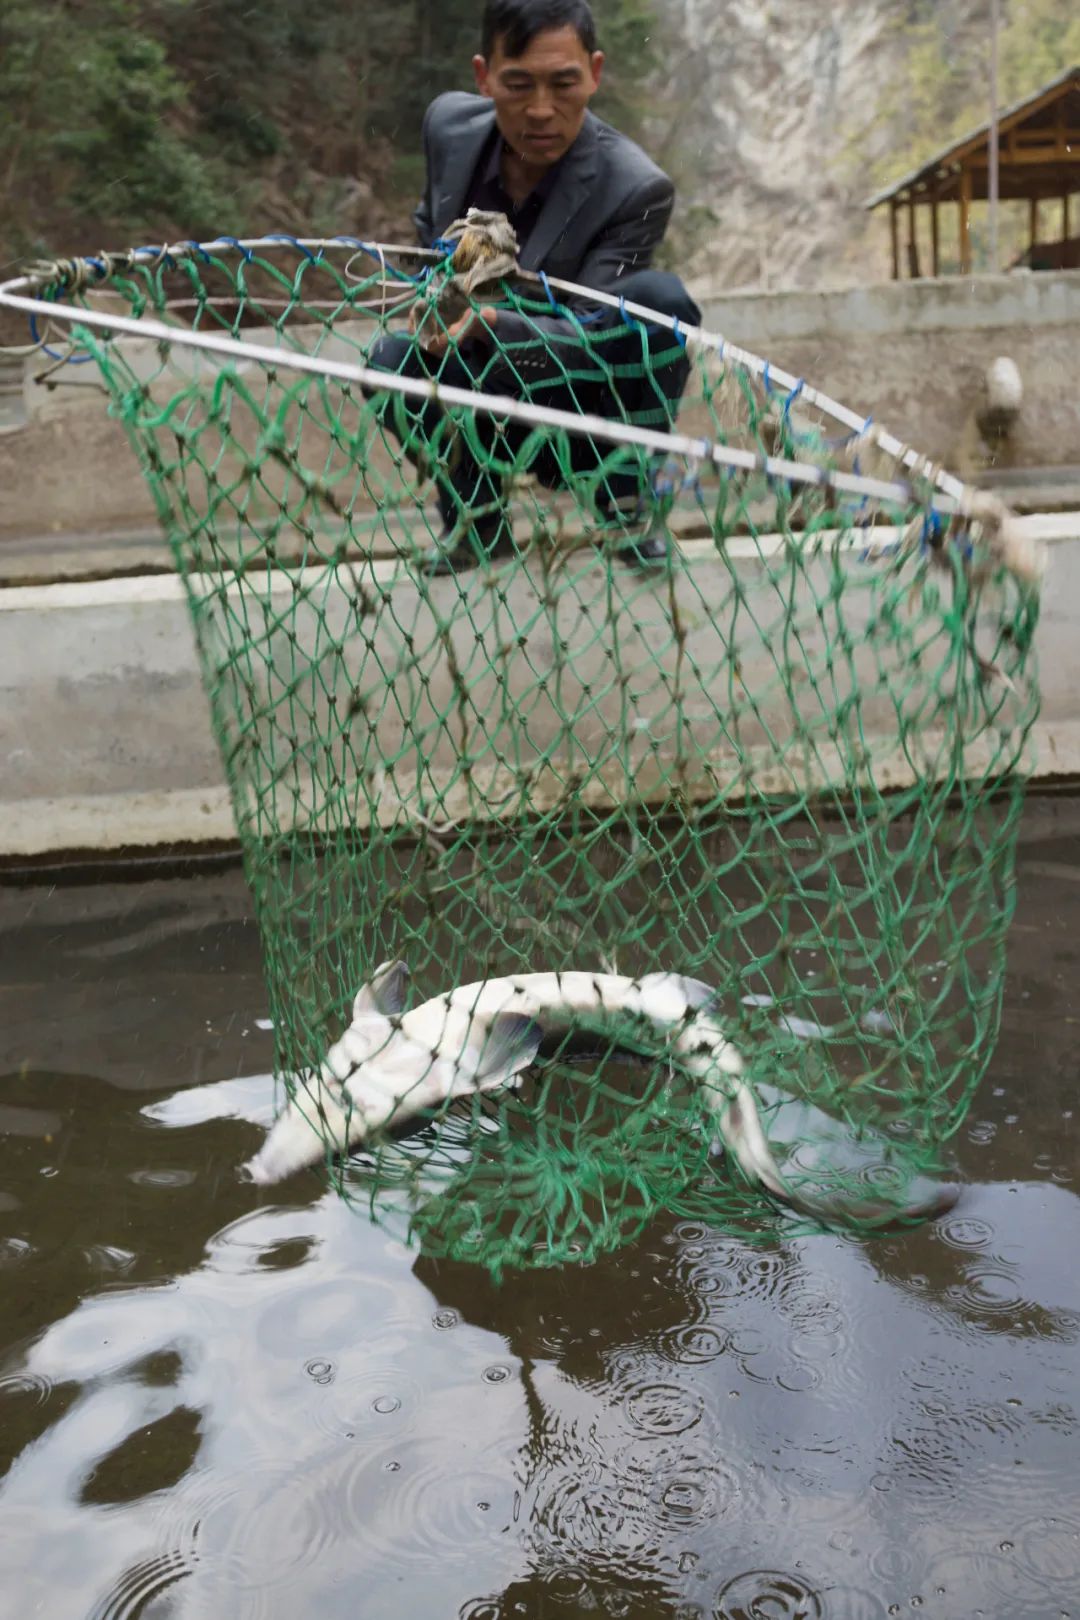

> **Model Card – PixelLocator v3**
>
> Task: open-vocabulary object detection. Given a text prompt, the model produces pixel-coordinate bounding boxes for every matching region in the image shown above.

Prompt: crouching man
[368,0,701,572]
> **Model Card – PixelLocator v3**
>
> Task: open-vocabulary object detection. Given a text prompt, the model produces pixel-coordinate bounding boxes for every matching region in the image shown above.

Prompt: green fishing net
[3,235,1042,1272]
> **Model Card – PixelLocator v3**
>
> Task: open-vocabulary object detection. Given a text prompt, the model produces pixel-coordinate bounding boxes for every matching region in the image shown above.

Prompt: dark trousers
[365,269,702,531]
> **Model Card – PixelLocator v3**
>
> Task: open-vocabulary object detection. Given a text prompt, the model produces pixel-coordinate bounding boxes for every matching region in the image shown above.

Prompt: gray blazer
[413,91,675,293]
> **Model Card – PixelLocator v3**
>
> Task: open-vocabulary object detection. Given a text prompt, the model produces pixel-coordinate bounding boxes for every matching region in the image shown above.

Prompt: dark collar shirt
[462,129,565,259]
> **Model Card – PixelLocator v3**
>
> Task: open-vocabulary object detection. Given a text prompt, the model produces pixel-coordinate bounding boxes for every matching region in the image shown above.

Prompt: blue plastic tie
[781,377,804,420]
[177,240,212,263]
[28,307,95,365]
[539,271,560,313]
[217,236,254,262]
[264,233,316,260]
[920,510,946,552]
[134,244,178,269]
[671,317,686,349]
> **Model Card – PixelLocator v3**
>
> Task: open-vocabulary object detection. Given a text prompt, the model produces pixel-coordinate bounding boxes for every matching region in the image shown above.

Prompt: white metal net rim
[0,233,991,527]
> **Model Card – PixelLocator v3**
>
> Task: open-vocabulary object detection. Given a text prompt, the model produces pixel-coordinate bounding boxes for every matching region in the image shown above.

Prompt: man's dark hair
[481,0,598,60]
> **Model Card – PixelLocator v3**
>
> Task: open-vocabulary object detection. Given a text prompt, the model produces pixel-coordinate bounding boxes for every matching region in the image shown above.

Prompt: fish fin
[638,972,717,1014]
[474,1013,542,1084]
[352,960,410,1019]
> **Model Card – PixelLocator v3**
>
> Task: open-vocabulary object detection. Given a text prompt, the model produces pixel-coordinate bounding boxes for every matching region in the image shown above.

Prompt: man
[370,0,701,571]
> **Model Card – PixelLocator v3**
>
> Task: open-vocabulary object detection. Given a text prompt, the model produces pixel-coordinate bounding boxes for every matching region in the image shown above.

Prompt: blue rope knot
[539,271,560,313]
[781,377,804,422]
[264,233,317,261]
[217,236,255,263]
[27,309,95,365]
[333,237,423,283]
[671,317,687,349]
[920,509,947,553]
[134,244,178,270]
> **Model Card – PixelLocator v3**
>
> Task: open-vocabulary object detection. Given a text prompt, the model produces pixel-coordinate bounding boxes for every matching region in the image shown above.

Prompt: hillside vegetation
[0,0,654,268]
[1,0,1078,287]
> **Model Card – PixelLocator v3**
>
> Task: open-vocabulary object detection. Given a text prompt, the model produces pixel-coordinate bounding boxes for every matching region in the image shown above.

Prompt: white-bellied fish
[241,962,957,1228]
[242,965,730,1183]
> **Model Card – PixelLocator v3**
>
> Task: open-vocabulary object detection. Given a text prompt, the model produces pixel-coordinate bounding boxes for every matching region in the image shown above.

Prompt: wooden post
[959,167,973,274]
[907,194,921,277]
[890,199,900,280]
[1029,196,1039,255]
[1064,192,1071,249]
[931,196,940,277]
[988,0,1000,270]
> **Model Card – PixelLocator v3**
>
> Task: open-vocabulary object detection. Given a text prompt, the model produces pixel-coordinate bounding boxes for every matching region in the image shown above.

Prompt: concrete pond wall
[1,269,1079,858]
[2,269,1079,563]
[2,518,1075,860]
[694,270,1080,485]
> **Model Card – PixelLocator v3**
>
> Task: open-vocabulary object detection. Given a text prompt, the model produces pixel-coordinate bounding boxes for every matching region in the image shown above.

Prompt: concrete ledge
[2,517,1073,859]
[5,274,1080,569]
[699,269,1080,346]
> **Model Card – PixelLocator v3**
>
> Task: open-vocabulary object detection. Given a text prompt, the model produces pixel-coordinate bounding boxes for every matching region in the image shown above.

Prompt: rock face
[651,0,985,293]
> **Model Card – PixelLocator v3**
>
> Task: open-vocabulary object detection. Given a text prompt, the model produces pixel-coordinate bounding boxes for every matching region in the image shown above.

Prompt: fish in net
[0,225,1043,1273]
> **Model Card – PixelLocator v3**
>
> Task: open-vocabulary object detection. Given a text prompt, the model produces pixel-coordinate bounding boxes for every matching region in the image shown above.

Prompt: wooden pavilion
[866,65,1080,277]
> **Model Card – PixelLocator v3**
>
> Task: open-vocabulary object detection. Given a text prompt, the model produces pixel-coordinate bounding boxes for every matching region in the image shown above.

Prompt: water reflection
[0,818,1079,1617]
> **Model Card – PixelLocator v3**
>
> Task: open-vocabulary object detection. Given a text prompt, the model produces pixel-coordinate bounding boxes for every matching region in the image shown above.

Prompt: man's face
[473,25,604,168]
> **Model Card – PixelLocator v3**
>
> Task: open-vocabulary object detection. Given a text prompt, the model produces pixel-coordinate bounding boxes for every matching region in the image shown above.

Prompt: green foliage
[875,0,1080,188]
[998,0,1080,99]
[0,0,229,252]
[591,0,660,142]
[1,0,661,260]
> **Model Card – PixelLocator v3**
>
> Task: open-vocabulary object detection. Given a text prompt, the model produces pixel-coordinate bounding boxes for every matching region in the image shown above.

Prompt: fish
[242,965,733,1186]
[714,1084,958,1229]
[240,963,957,1229]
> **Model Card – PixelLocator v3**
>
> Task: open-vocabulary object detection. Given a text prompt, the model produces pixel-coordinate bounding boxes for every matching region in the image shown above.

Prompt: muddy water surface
[1,802,1079,1619]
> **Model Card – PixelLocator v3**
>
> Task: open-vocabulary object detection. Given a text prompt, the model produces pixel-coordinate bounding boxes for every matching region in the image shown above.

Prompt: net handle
[0,279,963,520]
[0,234,965,503]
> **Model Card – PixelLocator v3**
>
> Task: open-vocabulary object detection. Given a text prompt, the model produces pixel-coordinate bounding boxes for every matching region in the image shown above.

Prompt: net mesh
[7,234,1042,1273]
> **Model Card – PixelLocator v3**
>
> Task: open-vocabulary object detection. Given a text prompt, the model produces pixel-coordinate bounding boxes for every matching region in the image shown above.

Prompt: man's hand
[413,305,499,357]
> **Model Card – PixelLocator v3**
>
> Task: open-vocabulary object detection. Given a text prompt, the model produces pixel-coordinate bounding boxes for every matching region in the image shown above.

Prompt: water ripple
[714,1568,825,1619]
[935,1214,995,1252]
[189,1460,343,1591]
[650,1450,739,1530]
[337,1433,517,1568]
[1012,1513,1080,1588]
[86,1550,192,1620]
[661,1322,732,1365]
[0,1237,33,1269]
[0,1370,53,1406]
[622,1380,704,1437]
[309,1364,423,1442]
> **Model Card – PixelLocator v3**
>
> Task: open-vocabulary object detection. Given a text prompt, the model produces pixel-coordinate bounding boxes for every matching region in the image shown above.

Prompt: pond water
[1,800,1078,1620]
